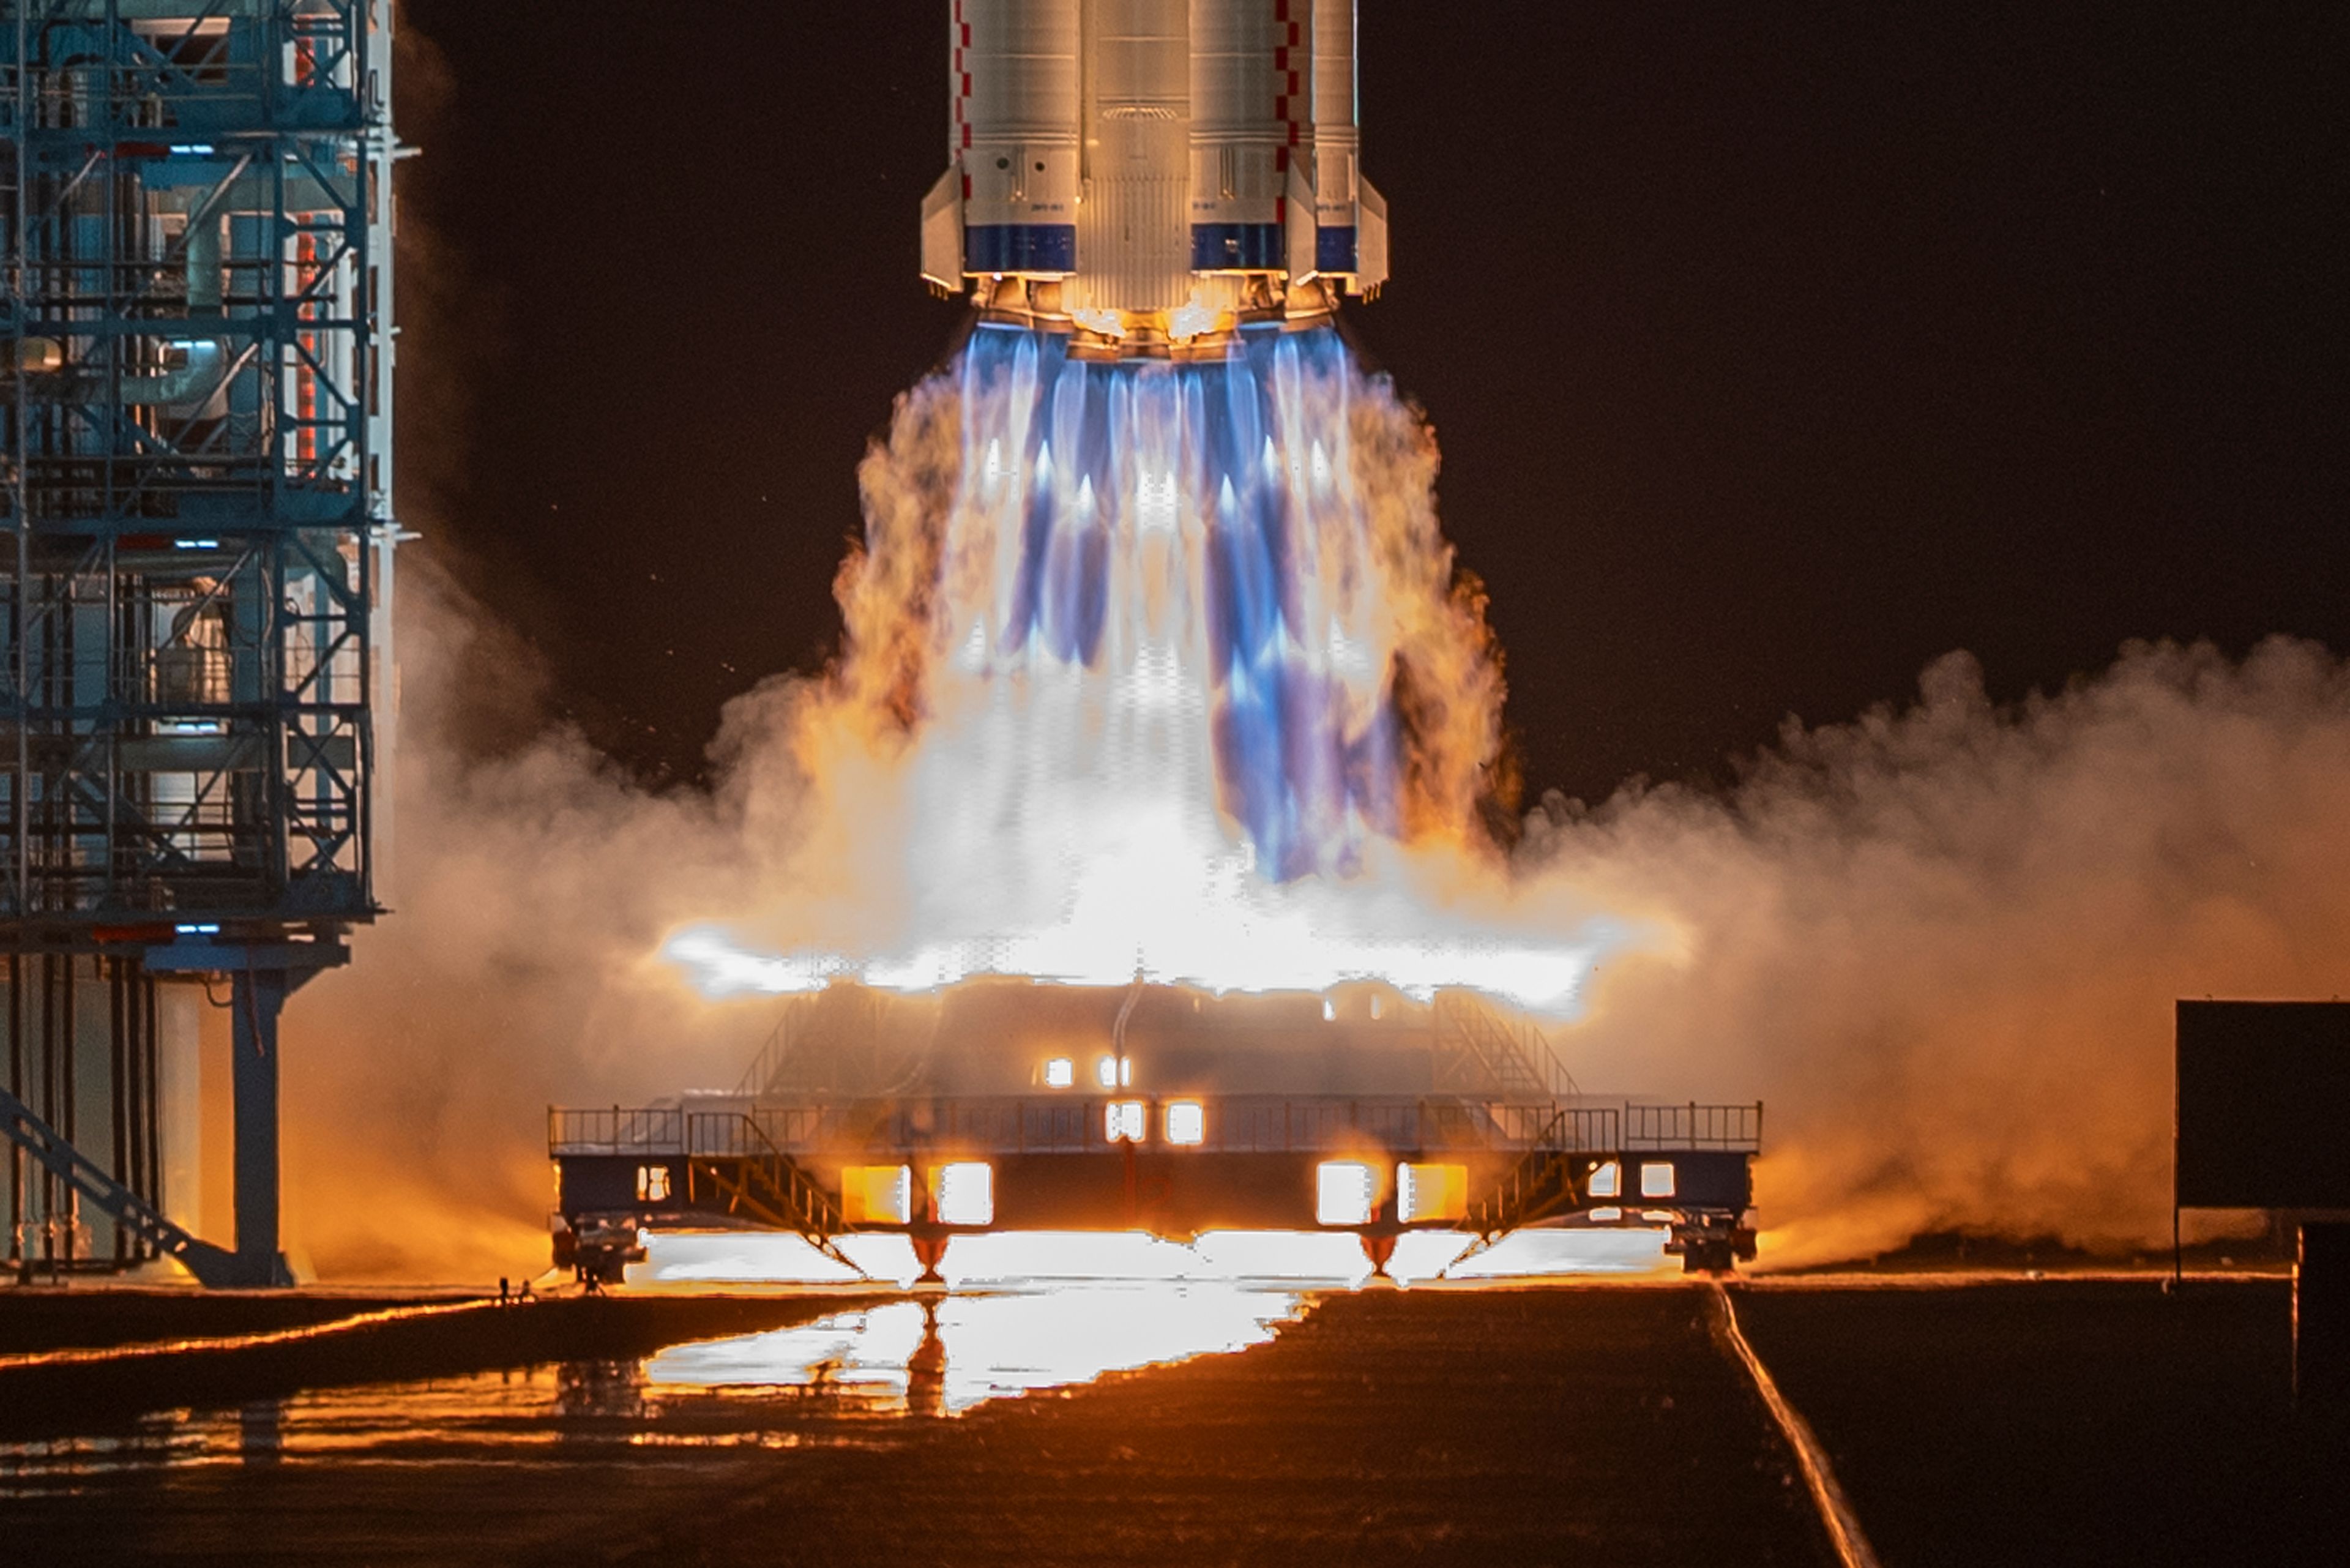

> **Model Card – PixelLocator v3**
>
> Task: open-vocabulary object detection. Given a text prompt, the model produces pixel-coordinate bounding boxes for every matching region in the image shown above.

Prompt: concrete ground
[3,1276,2340,1565]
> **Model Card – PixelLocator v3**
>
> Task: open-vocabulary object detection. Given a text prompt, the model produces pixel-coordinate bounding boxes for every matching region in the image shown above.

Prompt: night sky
[395,2,2346,806]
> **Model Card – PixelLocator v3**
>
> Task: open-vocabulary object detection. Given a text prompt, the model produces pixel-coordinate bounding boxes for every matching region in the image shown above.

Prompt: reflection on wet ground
[0,1228,1680,1502]
[0,1283,1307,1495]
[635,1222,1673,1288]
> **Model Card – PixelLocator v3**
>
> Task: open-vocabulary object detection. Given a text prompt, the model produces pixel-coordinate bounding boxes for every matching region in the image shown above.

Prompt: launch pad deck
[548,1090,1762,1279]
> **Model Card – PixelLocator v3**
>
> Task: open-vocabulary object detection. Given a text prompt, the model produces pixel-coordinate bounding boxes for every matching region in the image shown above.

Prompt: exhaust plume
[280,315,2344,1279]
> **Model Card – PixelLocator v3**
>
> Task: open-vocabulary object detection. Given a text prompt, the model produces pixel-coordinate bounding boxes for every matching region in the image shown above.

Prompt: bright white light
[933,1162,993,1226]
[1043,1058,1073,1088]
[652,329,1647,1022]
[1315,1161,1375,1226]
[1639,1162,1677,1199]
[171,538,219,550]
[1105,1100,1146,1143]
[1444,1227,1673,1279]
[1095,1055,1119,1089]
[1589,1207,1622,1222]
[1165,1100,1204,1146]
[1166,297,1219,341]
[1121,1058,1133,1088]
[666,922,1621,1019]
[1587,1160,1621,1199]
[644,1285,1304,1416]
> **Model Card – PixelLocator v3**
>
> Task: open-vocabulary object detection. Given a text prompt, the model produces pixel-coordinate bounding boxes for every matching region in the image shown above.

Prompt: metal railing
[554,1099,1762,1159]
[1431,990,1576,1100]
[548,1107,685,1155]
[554,1094,1608,1159]
[1622,1102,1764,1151]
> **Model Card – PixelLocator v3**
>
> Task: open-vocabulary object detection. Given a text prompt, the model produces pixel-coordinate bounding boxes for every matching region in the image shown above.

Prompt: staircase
[687,1111,858,1270]
[1463,1105,1583,1241]
[1432,991,1572,1100]
[1,1085,248,1286]
[733,1004,802,1099]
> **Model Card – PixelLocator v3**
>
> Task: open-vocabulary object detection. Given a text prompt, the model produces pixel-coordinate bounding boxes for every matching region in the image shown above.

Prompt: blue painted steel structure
[1,1,398,1286]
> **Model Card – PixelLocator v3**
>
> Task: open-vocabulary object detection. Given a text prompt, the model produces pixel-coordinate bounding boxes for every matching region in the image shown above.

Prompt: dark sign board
[2176,1001,2350,1209]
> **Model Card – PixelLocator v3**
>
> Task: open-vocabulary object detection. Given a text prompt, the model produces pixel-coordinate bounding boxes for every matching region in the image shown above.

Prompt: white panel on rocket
[922,0,1386,351]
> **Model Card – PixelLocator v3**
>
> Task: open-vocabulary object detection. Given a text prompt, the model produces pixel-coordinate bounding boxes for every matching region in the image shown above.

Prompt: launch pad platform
[548,982,1762,1281]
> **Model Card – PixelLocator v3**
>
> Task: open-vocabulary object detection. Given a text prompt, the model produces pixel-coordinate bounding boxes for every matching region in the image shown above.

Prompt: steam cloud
[284,318,2349,1280]
[1522,636,2350,1265]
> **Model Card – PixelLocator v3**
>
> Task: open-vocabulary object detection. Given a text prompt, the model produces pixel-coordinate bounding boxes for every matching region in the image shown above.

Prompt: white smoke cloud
[1523,637,2350,1264]
[285,151,2344,1279]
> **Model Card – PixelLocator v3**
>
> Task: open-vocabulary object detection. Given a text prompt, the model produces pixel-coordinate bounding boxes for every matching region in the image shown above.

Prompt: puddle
[0,1226,1680,1497]
[0,1283,1307,1495]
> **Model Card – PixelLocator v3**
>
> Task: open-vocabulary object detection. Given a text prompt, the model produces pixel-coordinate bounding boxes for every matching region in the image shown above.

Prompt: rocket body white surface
[923,0,1387,351]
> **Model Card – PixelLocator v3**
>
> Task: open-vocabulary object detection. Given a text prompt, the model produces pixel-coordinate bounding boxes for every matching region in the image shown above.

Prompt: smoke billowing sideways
[281,326,2350,1279]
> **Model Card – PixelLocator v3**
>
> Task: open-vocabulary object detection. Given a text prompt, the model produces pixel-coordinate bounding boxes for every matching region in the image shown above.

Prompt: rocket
[922,0,1387,354]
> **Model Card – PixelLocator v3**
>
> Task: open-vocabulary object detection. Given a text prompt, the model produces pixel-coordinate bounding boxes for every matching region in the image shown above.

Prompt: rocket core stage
[923,0,1388,357]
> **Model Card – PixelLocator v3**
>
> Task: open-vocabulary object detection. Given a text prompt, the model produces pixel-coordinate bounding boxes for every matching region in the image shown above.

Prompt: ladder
[1463,1104,1584,1241]
[689,1112,860,1271]
[1432,990,1571,1100]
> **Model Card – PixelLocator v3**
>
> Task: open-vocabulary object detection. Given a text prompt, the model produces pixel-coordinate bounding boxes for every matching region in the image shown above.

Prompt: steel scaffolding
[1,1,397,1285]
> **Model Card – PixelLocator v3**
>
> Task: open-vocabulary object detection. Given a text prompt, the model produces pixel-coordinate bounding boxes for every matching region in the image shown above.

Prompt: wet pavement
[1735,1277,2349,1567]
[14,1274,2328,1565]
[3,1280,1832,1566]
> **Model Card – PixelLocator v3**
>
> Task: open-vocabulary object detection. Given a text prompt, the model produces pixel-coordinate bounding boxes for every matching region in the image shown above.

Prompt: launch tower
[1,1,398,1286]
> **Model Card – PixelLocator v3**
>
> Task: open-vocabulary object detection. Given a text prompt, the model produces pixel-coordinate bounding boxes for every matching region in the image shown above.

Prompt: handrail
[552,1097,1759,1157]
[1433,990,1578,1100]
[704,1112,854,1261]
[547,1105,685,1155]
[731,1005,795,1099]
[1623,1102,1764,1151]
[1466,1104,1579,1240]
[559,1093,1588,1157]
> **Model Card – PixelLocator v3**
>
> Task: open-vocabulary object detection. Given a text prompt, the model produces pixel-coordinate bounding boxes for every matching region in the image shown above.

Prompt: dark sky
[396,2,2346,805]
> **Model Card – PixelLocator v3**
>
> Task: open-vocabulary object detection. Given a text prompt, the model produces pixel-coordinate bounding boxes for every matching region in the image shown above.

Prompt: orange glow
[1397,1161,1468,1223]
[840,1165,913,1225]
[655,327,1633,1019]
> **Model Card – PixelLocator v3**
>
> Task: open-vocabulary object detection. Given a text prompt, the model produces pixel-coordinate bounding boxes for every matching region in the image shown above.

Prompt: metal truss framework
[1,1,395,1285]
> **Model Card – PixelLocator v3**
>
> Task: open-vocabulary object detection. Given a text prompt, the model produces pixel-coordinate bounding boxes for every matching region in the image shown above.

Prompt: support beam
[144,941,346,1287]
[0,1082,240,1287]
[230,968,293,1287]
